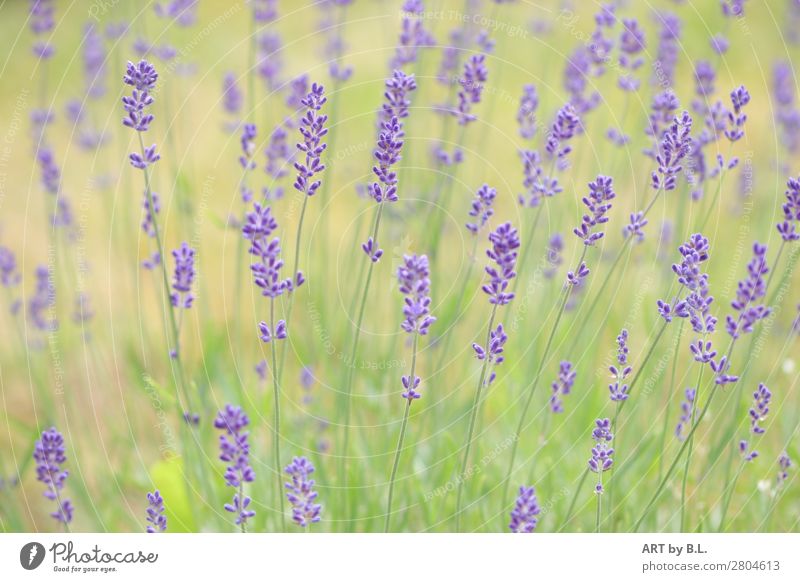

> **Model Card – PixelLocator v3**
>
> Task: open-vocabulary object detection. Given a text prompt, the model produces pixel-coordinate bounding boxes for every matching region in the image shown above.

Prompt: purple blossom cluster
[726,243,770,338]
[30,0,55,59]
[472,324,508,387]
[285,456,322,527]
[392,0,435,69]
[170,242,195,309]
[122,60,161,171]
[466,184,496,235]
[652,13,681,88]
[397,254,435,338]
[482,223,520,305]
[33,427,73,525]
[740,383,771,462]
[29,265,56,331]
[454,55,488,125]
[517,84,539,140]
[651,111,692,192]
[777,176,800,241]
[609,329,632,401]
[214,405,256,526]
[145,490,167,533]
[588,418,614,494]
[509,485,540,533]
[573,175,615,246]
[617,18,646,91]
[545,103,580,167]
[549,361,576,413]
[675,388,696,441]
[293,84,328,197]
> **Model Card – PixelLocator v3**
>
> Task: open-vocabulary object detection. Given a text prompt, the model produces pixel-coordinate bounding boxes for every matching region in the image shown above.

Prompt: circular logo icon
[20,542,46,570]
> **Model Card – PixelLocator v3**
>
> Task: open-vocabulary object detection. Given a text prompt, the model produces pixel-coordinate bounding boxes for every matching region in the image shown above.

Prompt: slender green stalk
[658,319,686,482]
[269,298,286,532]
[633,382,720,531]
[717,458,745,532]
[340,200,385,526]
[595,484,602,533]
[454,303,498,532]
[500,247,587,509]
[679,365,705,531]
[385,334,419,532]
[560,467,590,531]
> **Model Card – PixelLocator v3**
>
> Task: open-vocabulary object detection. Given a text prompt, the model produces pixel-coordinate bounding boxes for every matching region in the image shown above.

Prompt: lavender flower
[589,418,614,493]
[0,246,21,288]
[392,0,435,69]
[466,184,496,235]
[549,361,576,413]
[257,31,282,90]
[37,146,60,195]
[170,242,195,309]
[625,211,648,243]
[509,485,540,533]
[482,223,520,305]
[675,388,696,441]
[222,72,243,117]
[284,456,321,527]
[454,54,488,125]
[573,175,615,246]
[777,176,800,241]
[141,191,160,238]
[773,62,800,153]
[544,234,563,279]
[397,254,435,338]
[518,150,559,207]
[777,453,791,487]
[145,490,167,533]
[264,123,292,181]
[609,329,632,401]
[652,13,681,88]
[517,84,539,139]
[472,324,508,386]
[740,383,771,462]
[293,83,328,197]
[726,243,770,338]
[215,405,256,526]
[566,262,590,286]
[29,265,56,331]
[33,427,73,525]
[724,85,751,143]
[651,111,692,192]
[123,60,161,171]
[618,18,646,91]
[252,0,278,22]
[693,60,716,112]
[155,0,198,27]
[30,0,55,59]
[381,70,417,123]
[546,103,580,167]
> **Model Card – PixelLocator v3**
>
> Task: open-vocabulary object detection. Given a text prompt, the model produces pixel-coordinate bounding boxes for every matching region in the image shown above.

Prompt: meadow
[0,0,798,534]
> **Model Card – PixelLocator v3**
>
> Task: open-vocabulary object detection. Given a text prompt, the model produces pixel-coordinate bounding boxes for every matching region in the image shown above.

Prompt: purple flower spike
[573,175,615,246]
[0,246,21,288]
[509,485,540,533]
[546,103,580,166]
[382,70,418,123]
[625,211,649,243]
[550,361,576,413]
[170,242,195,309]
[609,329,632,402]
[401,374,422,400]
[777,453,791,487]
[726,243,770,338]
[361,237,383,263]
[482,223,520,305]
[285,456,322,528]
[651,111,692,192]
[472,324,508,386]
[397,254,435,336]
[724,85,750,143]
[466,184,496,235]
[618,18,646,92]
[239,123,257,170]
[777,176,800,241]
[29,265,56,332]
[392,0,435,69]
[454,54,488,125]
[369,117,403,204]
[293,83,328,197]
[215,405,256,527]
[589,419,614,492]
[675,388,696,441]
[222,72,243,117]
[517,84,539,139]
[567,262,590,286]
[145,490,167,533]
[34,427,73,525]
[749,383,771,436]
[30,0,55,59]
[710,355,739,385]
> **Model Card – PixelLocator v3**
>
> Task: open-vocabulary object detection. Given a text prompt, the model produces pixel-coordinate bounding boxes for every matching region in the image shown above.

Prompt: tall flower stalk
[385,254,435,531]
[339,71,416,524]
[501,175,615,509]
[279,83,327,381]
[455,222,518,532]
[214,405,256,532]
[34,427,73,530]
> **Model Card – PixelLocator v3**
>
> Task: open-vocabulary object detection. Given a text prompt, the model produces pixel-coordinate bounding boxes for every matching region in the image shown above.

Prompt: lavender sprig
[285,456,321,528]
[34,427,73,528]
[145,490,167,533]
[214,405,256,530]
[549,361,576,413]
[509,485,540,533]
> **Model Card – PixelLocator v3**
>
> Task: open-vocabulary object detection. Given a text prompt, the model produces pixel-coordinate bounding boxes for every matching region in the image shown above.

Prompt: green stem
[385,334,419,532]
[658,319,686,482]
[717,458,745,532]
[501,247,587,509]
[454,303,498,532]
[269,298,286,532]
[560,467,590,531]
[680,365,705,532]
[340,200,385,528]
